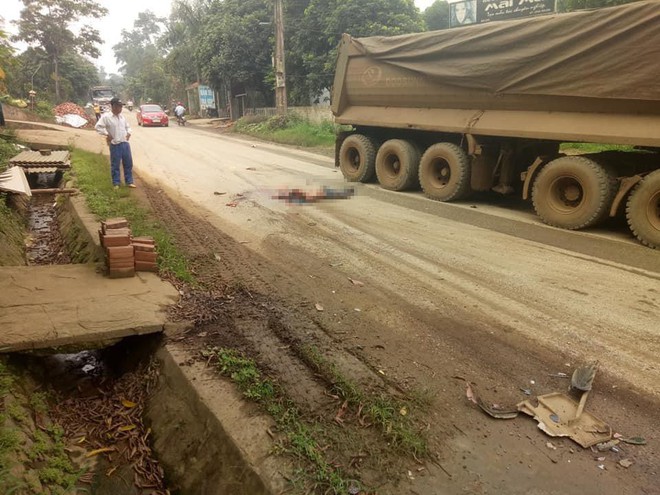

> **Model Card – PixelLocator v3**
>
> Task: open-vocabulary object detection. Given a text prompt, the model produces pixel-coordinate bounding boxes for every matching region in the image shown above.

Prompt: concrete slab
[0,264,179,352]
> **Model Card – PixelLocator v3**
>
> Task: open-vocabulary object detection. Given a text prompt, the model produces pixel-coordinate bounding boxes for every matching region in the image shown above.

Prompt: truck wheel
[418,143,471,202]
[339,134,377,182]
[532,156,616,230]
[375,139,420,191]
[626,169,660,249]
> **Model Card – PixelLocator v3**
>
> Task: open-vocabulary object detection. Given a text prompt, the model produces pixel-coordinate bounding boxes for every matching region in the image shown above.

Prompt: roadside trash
[272,186,356,204]
[549,372,569,378]
[464,363,615,448]
[598,464,606,470]
[619,459,634,468]
[596,439,619,452]
[620,436,646,445]
[518,392,611,448]
[315,303,324,311]
[465,382,519,420]
[569,361,598,424]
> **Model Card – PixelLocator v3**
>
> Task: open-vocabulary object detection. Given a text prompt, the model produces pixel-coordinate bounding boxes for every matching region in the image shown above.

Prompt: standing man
[95,97,136,189]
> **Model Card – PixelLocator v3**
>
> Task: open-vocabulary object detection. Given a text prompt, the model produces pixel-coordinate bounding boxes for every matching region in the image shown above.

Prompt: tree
[424,0,449,30]
[289,0,424,102]
[0,18,16,94]
[557,0,635,12]
[113,11,171,104]
[12,0,108,101]
[195,0,272,104]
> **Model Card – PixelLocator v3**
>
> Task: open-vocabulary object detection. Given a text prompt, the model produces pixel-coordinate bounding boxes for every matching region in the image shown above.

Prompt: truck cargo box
[332,1,660,147]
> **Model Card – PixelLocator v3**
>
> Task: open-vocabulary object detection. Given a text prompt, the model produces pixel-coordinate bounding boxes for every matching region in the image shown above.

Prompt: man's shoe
[128,183,137,188]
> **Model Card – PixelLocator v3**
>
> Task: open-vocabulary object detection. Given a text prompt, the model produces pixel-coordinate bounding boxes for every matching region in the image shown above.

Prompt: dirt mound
[54,102,94,128]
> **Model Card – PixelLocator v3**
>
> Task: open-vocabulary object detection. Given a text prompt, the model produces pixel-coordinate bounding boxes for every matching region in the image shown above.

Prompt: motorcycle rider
[174,102,186,124]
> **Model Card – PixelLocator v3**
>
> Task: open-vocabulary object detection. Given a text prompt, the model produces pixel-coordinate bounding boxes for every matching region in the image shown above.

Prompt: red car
[136,104,169,127]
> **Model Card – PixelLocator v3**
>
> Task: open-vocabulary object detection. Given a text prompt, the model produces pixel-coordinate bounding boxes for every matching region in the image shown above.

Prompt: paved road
[17,116,660,493]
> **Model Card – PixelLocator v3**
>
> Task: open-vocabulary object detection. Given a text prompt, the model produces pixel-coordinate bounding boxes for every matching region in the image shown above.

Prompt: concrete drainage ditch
[1,165,284,494]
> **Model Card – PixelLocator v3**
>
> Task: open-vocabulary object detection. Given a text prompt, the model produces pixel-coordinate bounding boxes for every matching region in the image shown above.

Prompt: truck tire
[375,139,420,191]
[532,156,616,230]
[339,134,377,183]
[418,143,471,202]
[626,169,660,249]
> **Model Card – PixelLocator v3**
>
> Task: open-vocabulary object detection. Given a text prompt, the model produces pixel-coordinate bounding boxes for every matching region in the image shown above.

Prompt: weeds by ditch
[301,345,428,459]
[70,148,193,282]
[209,347,359,494]
[234,114,344,148]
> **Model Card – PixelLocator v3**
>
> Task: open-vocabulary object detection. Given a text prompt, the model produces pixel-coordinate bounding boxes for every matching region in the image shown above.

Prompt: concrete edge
[146,344,290,495]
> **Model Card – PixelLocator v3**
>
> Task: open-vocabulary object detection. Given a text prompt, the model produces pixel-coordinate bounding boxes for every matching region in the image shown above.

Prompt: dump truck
[89,85,116,112]
[332,1,660,249]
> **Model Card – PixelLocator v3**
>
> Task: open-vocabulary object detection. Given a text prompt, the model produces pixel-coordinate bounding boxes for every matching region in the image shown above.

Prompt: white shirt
[95,112,132,145]
[174,105,185,117]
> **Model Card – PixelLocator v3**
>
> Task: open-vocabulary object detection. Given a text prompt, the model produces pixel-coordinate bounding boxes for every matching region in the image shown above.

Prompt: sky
[2,0,437,74]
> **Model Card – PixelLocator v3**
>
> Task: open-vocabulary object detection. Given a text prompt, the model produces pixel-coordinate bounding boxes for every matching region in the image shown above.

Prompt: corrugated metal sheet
[9,150,71,167]
[24,167,59,174]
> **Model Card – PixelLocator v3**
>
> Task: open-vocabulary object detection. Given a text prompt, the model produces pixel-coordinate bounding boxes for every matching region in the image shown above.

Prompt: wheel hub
[550,177,584,210]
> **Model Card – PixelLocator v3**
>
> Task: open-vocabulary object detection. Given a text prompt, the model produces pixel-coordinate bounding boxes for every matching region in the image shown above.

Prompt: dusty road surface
[18,118,660,494]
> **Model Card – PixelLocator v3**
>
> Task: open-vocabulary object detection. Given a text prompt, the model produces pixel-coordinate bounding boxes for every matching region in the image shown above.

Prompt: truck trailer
[332,1,660,248]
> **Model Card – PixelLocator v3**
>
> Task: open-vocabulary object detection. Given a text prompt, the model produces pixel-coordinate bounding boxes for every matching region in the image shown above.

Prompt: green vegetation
[0,359,83,493]
[234,114,340,148]
[560,142,635,153]
[212,347,353,494]
[302,346,427,458]
[0,135,19,173]
[71,148,193,282]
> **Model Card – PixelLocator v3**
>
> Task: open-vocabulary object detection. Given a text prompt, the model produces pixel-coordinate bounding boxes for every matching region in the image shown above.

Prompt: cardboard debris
[517,392,612,448]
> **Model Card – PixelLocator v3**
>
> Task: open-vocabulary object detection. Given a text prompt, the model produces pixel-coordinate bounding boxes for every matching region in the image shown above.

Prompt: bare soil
[141,180,660,495]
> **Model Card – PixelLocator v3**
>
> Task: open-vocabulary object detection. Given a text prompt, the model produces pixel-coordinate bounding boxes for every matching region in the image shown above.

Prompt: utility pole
[274,0,287,115]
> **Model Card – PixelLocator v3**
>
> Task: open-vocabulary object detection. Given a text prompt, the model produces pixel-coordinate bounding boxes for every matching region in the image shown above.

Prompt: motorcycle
[176,114,186,126]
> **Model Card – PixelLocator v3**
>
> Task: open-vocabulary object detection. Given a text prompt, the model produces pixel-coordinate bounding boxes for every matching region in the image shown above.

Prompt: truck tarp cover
[351,1,660,102]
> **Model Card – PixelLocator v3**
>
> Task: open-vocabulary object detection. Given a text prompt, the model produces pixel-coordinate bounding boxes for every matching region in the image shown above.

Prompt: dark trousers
[109,142,134,186]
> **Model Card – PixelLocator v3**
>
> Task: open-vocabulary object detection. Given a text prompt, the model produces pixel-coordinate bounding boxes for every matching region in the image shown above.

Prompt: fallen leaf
[121,399,137,408]
[118,425,137,432]
[621,436,647,445]
[315,303,324,312]
[465,382,477,405]
[348,278,364,287]
[76,436,86,444]
[106,466,118,476]
[86,447,116,458]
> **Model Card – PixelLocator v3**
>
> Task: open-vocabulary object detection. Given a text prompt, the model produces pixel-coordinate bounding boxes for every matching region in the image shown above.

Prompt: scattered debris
[619,459,634,468]
[315,303,324,312]
[546,442,557,450]
[569,361,599,424]
[246,167,257,171]
[549,372,569,378]
[596,439,620,452]
[598,464,606,470]
[213,191,226,195]
[518,392,611,448]
[465,381,519,420]
[520,387,532,396]
[226,202,238,207]
[348,277,364,286]
[620,436,647,445]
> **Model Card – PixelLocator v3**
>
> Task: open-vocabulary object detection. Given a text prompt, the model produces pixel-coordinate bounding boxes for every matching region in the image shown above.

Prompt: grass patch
[234,114,342,148]
[302,345,428,458]
[560,142,635,153]
[211,347,355,494]
[71,148,193,282]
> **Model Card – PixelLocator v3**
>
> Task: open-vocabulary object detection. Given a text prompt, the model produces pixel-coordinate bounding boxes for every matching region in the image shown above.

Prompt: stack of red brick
[98,217,158,278]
